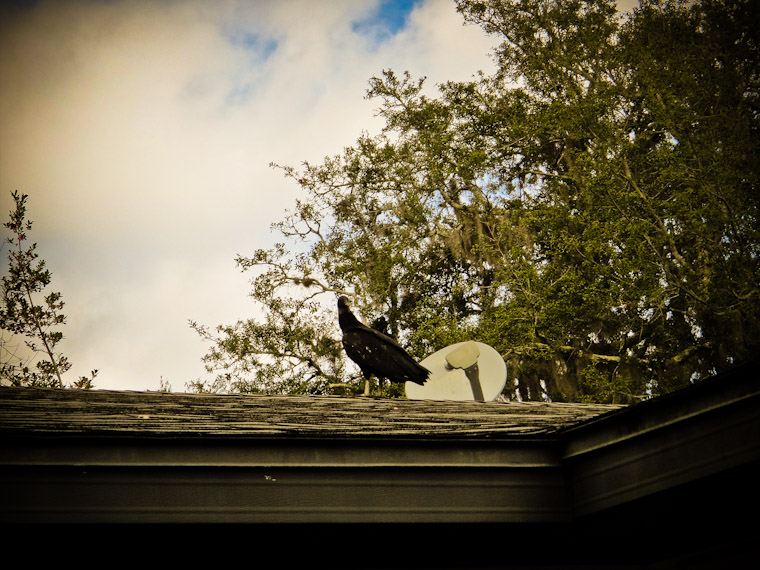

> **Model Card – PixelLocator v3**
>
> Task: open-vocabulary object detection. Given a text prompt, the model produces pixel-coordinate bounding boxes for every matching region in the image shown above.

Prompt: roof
[0,387,623,439]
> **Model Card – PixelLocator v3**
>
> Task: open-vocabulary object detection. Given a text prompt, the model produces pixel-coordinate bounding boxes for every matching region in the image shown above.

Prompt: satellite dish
[406,341,507,402]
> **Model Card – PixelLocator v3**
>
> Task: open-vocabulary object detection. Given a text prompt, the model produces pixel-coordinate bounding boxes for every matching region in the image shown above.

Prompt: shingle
[0,387,623,439]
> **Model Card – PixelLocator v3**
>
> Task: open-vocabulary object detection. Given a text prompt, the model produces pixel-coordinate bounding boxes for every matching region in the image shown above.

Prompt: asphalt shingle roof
[0,387,623,439]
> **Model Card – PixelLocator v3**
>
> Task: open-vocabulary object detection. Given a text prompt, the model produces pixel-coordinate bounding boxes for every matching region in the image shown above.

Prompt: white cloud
[0,0,498,391]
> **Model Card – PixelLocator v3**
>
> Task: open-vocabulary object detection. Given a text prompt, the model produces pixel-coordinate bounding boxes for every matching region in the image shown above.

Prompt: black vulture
[337,296,429,388]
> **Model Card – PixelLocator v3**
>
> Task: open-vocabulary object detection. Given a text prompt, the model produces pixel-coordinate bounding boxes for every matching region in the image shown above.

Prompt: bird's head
[337,295,361,330]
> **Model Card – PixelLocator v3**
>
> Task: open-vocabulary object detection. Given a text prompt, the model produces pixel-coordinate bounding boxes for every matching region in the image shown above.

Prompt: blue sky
[353,0,421,41]
[374,0,422,33]
[0,0,498,391]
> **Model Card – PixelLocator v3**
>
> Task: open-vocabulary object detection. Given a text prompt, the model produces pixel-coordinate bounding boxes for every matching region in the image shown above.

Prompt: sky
[0,0,639,392]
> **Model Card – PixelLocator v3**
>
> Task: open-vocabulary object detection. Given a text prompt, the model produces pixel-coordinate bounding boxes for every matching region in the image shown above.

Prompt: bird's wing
[342,325,429,384]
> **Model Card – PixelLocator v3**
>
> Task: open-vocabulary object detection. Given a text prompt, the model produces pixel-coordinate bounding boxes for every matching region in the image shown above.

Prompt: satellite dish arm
[445,341,485,402]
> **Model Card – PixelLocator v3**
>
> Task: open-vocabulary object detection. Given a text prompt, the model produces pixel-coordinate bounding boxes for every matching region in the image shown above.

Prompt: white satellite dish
[406,341,507,402]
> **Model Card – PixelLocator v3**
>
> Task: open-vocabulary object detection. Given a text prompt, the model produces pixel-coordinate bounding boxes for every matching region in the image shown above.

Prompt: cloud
[0,0,498,391]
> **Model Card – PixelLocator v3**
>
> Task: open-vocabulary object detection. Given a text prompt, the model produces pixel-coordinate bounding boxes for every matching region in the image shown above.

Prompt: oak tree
[194,0,759,401]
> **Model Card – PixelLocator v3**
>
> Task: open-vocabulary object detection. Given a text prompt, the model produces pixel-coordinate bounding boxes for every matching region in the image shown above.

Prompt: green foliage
[1,190,96,388]
[189,294,346,395]
[194,0,760,401]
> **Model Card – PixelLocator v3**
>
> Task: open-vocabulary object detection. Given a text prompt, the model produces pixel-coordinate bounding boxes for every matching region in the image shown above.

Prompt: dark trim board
[563,362,760,516]
[0,464,572,524]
